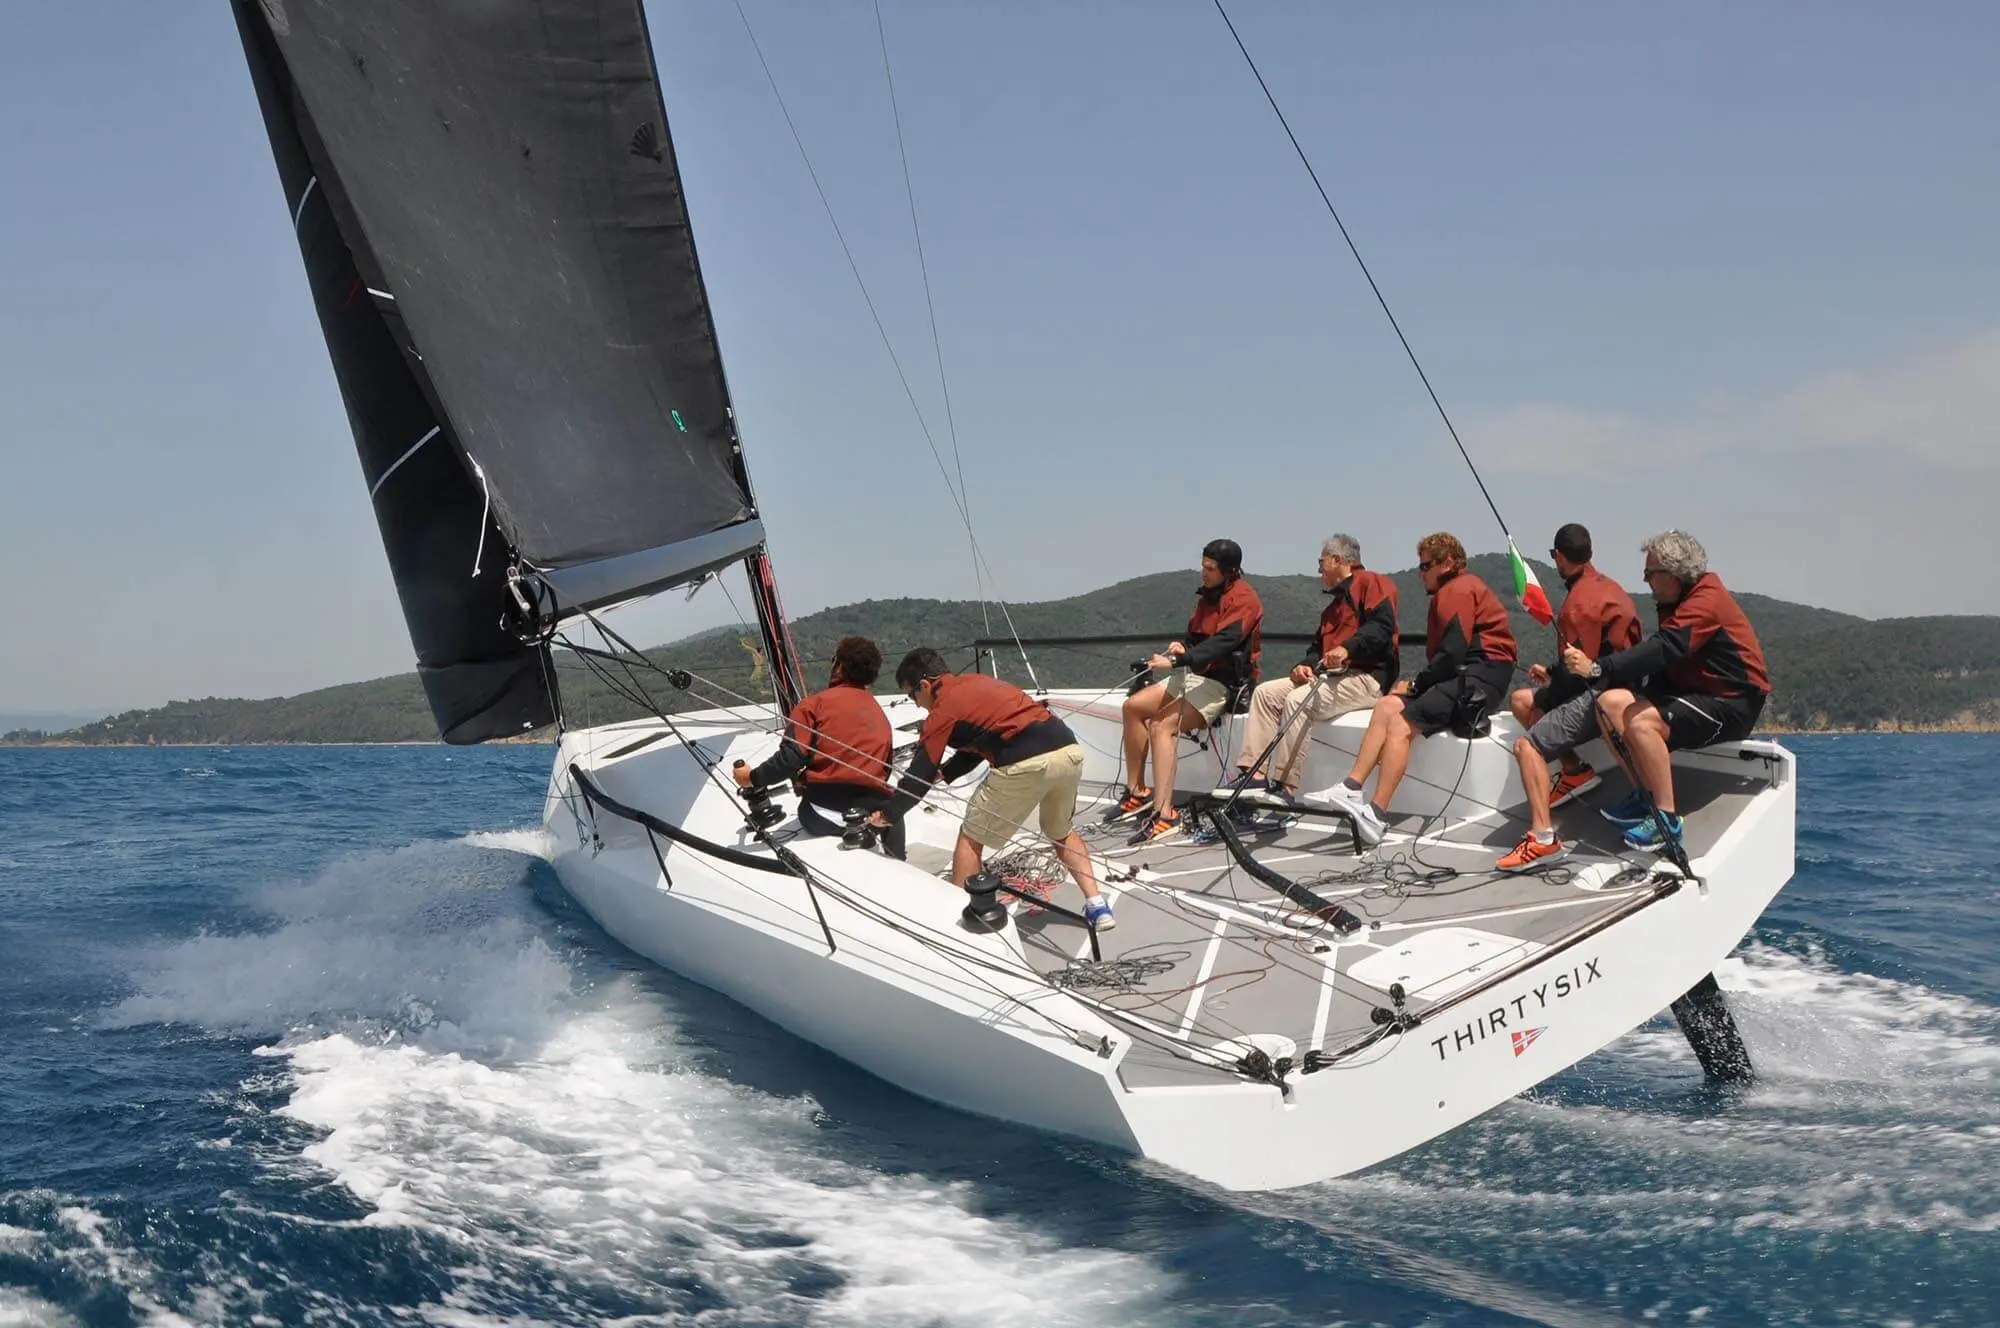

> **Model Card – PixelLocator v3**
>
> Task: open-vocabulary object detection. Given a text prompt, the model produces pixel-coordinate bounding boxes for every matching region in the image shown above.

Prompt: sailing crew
[1306,532,1517,848]
[1582,531,1770,853]
[880,649,1113,929]
[1228,534,1399,803]
[1495,523,1642,872]
[735,635,905,858]
[1111,538,1264,845]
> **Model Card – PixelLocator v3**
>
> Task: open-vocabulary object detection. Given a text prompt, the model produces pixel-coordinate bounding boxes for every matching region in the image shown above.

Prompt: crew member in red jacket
[1308,532,1516,848]
[1110,538,1264,845]
[880,648,1113,929]
[1496,523,1642,871]
[1229,533,1399,803]
[735,635,903,858]
[1578,530,1769,853]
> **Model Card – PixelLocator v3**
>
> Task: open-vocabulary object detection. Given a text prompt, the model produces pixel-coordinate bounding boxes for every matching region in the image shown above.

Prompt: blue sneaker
[1599,789,1652,827]
[1623,811,1684,853]
[1083,897,1117,931]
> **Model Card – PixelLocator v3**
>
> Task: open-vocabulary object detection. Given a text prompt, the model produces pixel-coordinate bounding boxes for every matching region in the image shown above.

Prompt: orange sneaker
[1497,833,1570,873]
[1104,786,1153,823]
[1549,765,1601,809]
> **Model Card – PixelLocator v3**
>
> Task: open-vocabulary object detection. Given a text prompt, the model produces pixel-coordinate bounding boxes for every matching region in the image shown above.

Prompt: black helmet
[1202,538,1243,576]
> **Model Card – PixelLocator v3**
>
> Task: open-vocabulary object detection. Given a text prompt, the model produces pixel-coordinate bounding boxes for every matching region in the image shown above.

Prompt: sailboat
[232,0,1795,1191]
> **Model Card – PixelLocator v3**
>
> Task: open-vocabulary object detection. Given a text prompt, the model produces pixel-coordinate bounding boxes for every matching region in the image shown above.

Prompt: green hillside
[8,560,1997,744]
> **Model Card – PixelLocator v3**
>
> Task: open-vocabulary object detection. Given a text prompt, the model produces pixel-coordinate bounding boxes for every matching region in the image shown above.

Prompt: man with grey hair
[1227,535,1400,802]
[1563,530,1770,853]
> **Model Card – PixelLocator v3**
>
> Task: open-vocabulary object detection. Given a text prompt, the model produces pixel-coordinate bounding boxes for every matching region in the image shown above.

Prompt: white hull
[543,690,1794,1191]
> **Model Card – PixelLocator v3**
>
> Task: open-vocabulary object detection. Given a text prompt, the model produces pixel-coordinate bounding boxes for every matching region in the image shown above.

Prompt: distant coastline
[7,560,1997,747]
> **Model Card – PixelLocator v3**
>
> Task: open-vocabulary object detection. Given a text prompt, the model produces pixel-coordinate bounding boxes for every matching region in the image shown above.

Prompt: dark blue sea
[2,738,1995,1327]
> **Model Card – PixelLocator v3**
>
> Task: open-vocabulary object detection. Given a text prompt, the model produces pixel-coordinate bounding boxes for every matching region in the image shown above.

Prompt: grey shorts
[1524,689,1601,759]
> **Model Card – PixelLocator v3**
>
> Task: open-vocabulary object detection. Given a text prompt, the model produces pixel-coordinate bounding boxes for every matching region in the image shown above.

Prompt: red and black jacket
[1598,572,1769,699]
[1555,563,1643,664]
[747,682,893,794]
[887,672,1077,815]
[1181,575,1264,688]
[1308,567,1401,692]
[1411,570,1517,694]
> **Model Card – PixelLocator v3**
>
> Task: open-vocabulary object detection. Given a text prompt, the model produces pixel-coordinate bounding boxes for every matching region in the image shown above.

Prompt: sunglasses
[1418,560,1442,572]
[1642,565,1670,579]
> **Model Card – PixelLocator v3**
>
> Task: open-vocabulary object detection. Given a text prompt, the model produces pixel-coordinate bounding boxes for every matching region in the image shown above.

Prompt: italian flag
[1508,535,1555,625]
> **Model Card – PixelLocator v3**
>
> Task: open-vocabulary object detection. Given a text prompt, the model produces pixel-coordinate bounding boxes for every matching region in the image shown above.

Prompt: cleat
[1623,811,1685,854]
[1102,786,1152,824]
[1126,810,1185,846]
[1497,833,1571,873]
[1549,766,1601,810]
[1599,789,1652,827]
[1083,897,1117,930]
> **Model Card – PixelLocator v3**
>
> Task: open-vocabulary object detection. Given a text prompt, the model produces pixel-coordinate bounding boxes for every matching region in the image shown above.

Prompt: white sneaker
[1347,800,1386,849]
[1303,781,1368,812]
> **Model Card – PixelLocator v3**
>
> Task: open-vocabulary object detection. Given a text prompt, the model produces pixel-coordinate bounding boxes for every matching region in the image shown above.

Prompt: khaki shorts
[1163,670,1232,726]
[962,744,1085,849]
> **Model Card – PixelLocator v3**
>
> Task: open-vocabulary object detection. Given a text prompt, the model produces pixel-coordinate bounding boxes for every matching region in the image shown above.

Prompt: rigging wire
[873,0,988,641]
[731,0,1041,689]
[1209,0,1513,540]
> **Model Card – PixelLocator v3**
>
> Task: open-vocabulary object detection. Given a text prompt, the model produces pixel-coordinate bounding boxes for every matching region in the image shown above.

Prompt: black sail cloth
[233,0,766,739]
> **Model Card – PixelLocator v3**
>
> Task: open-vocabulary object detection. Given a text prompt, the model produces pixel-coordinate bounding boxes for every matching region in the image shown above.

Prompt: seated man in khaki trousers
[1230,535,1400,805]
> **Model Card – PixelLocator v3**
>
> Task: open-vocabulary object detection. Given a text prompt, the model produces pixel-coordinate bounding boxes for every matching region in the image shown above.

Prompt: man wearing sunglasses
[1496,523,1642,871]
[879,648,1114,929]
[1565,530,1769,853]
[1307,532,1516,847]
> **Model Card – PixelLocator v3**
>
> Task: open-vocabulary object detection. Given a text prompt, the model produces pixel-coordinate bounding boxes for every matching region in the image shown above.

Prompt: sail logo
[630,122,665,163]
[1426,958,1601,1062]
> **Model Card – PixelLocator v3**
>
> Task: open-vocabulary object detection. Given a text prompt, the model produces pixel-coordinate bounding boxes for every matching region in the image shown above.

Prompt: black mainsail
[233,0,789,739]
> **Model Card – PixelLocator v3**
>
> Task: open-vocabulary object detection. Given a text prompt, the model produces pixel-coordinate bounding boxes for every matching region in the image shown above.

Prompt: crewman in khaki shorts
[878,648,1114,930]
[1110,538,1264,845]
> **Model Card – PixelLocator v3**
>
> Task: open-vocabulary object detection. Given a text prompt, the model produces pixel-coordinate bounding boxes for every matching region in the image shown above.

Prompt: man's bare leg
[1619,701,1678,813]
[1516,735,1556,834]
[1372,712,1420,809]
[1509,687,1539,727]
[1595,689,1641,786]
[1052,829,1101,901]
[1120,682,1166,796]
[1149,698,1205,819]
[950,831,986,888]
[1344,695,1403,786]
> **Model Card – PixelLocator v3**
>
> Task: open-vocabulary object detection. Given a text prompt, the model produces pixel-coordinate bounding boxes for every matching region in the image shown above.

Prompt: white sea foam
[105,839,572,1055]
[0,1289,81,1328]
[276,997,1168,1326]
[459,827,556,859]
[111,836,1173,1325]
[1249,941,2000,1249]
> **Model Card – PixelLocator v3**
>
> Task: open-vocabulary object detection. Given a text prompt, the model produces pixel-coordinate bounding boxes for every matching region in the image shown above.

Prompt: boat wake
[102,832,1173,1326]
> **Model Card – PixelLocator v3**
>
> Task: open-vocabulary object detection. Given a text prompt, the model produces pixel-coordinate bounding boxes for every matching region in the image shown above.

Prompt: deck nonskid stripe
[1176,916,1231,1038]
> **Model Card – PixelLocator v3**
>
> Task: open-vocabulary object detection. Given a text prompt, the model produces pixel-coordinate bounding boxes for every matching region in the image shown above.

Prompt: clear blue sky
[5,2,1997,713]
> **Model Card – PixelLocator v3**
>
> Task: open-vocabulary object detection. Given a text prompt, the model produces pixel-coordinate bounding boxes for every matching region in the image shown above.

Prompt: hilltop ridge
[7,555,1994,744]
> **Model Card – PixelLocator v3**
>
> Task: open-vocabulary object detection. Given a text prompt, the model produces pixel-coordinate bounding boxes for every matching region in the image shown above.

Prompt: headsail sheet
[236,0,762,606]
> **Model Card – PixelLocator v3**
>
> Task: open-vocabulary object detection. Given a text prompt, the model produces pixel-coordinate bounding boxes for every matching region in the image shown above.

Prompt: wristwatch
[1588,661,1604,681]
